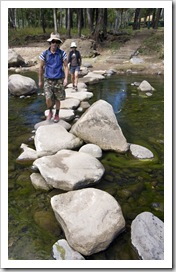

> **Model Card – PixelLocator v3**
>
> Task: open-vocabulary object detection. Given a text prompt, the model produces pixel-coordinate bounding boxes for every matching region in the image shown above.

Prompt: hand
[63,78,68,87]
[38,80,43,89]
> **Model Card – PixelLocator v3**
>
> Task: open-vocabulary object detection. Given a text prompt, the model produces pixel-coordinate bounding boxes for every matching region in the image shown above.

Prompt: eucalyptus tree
[8,8,17,28]
[133,8,141,30]
[53,8,57,33]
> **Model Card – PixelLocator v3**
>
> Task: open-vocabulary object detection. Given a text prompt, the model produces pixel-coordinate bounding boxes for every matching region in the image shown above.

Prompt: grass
[138,29,164,59]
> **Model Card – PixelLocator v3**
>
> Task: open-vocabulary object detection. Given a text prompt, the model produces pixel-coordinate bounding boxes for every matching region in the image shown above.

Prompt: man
[38,33,68,122]
[68,41,82,91]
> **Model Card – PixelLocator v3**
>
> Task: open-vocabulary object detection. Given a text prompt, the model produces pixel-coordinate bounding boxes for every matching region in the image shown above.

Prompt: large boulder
[8,48,25,67]
[51,188,125,256]
[34,124,83,157]
[33,150,105,191]
[70,99,129,153]
[62,38,98,58]
[8,74,37,96]
[131,212,164,260]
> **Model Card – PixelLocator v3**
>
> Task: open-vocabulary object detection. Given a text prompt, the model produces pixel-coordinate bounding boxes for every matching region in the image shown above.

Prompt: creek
[8,71,164,260]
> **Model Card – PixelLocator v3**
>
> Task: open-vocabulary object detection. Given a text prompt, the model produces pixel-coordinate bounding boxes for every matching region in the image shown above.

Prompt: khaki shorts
[44,78,65,101]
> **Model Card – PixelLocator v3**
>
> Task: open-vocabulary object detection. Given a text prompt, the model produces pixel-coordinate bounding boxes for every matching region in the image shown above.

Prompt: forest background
[8,8,164,47]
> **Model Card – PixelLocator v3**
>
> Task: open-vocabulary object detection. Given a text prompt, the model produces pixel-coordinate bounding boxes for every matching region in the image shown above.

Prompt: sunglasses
[51,40,60,44]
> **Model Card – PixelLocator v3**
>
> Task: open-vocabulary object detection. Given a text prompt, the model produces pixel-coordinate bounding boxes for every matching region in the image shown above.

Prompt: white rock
[71,99,129,153]
[34,124,83,156]
[84,71,105,79]
[52,239,85,260]
[30,173,52,191]
[16,143,38,162]
[66,91,93,101]
[8,74,37,96]
[79,143,102,158]
[33,149,105,191]
[44,109,75,122]
[131,212,164,260]
[34,119,71,131]
[51,188,125,255]
[138,80,155,92]
[60,98,80,109]
[130,144,154,159]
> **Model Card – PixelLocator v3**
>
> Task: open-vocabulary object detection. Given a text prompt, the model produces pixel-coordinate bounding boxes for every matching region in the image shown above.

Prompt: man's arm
[78,51,82,66]
[38,59,45,89]
[63,59,68,87]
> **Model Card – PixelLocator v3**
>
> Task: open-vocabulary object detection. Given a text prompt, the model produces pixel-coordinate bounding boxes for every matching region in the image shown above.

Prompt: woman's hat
[47,33,63,43]
[70,42,77,48]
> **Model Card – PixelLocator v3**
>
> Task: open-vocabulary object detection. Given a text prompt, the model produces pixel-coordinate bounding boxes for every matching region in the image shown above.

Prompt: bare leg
[71,74,75,87]
[55,100,60,111]
[53,100,60,122]
[74,71,79,87]
[46,97,54,120]
[46,97,54,109]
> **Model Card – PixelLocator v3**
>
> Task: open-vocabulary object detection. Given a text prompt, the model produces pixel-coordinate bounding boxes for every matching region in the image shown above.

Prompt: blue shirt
[39,48,67,79]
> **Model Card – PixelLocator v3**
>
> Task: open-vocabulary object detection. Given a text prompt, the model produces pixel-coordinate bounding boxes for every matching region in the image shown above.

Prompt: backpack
[43,49,63,63]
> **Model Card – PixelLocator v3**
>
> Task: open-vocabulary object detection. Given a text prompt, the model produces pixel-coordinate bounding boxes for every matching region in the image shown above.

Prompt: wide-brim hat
[47,33,63,43]
[70,41,77,48]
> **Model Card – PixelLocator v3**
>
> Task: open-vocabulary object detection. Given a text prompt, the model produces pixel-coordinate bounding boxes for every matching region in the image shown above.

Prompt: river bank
[9,29,164,76]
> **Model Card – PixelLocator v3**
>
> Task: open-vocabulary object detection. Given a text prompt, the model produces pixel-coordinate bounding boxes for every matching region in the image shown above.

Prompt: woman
[68,42,82,91]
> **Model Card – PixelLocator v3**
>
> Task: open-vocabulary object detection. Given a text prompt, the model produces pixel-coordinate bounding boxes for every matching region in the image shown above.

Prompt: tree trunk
[133,8,141,30]
[103,8,107,38]
[8,8,16,29]
[93,8,104,43]
[41,9,46,33]
[87,8,93,33]
[67,8,71,38]
[60,8,62,28]
[77,8,81,37]
[153,8,162,29]
[151,9,156,28]
[53,8,58,33]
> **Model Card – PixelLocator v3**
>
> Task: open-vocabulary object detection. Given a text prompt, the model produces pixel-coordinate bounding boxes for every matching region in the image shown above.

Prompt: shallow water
[8,71,164,260]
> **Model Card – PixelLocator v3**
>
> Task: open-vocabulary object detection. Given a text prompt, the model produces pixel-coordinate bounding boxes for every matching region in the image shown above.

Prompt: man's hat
[47,33,63,43]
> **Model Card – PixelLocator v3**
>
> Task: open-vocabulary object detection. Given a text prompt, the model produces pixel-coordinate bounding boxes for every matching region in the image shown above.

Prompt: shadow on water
[8,71,164,260]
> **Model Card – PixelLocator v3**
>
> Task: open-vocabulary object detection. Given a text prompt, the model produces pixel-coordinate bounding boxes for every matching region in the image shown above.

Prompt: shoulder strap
[43,49,63,63]
[43,49,49,61]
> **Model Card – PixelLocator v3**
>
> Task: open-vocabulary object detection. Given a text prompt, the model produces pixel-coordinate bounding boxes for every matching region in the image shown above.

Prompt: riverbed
[8,72,164,260]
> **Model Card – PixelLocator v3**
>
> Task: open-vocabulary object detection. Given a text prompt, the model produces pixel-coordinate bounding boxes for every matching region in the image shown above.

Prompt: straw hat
[47,33,63,43]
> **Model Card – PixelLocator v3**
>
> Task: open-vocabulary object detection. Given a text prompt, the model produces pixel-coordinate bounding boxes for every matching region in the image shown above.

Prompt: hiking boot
[46,111,53,120]
[75,86,78,91]
[53,114,59,123]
